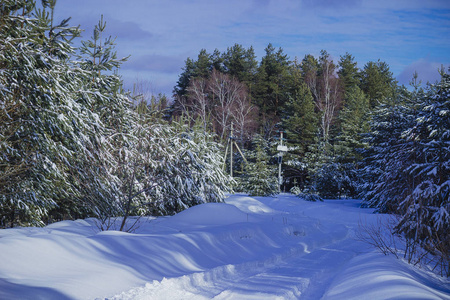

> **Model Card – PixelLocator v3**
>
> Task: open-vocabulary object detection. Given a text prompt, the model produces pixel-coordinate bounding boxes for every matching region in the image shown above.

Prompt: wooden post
[230,122,233,177]
[279,131,282,192]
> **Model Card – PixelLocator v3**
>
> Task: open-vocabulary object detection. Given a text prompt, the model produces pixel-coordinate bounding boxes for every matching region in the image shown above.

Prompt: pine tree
[336,86,370,162]
[241,134,278,196]
[361,60,397,108]
[0,1,114,226]
[174,57,196,99]
[100,100,232,228]
[331,86,370,197]
[176,118,232,206]
[253,44,291,137]
[72,14,134,224]
[301,54,319,84]
[338,52,360,96]
[222,44,258,86]
[210,48,225,73]
[281,82,319,188]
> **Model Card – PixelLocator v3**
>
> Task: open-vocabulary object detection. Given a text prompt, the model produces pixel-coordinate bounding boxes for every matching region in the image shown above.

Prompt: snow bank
[323,253,450,300]
[155,202,253,228]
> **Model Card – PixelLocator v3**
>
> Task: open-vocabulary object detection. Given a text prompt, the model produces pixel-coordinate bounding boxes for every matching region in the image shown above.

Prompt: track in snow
[110,195,372,299]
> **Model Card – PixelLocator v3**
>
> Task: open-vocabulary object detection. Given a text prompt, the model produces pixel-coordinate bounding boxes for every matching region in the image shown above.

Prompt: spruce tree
[338,52,361,96]
[281,82,318,188]
[361,102,418,212]
[241,134,278,196]
[336,85,370,162]
[395,71,450,275]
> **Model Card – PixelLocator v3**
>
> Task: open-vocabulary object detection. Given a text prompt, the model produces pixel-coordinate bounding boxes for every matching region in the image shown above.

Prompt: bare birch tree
[303,51,342,144]
[232,87,258,145]
[209,69,239,141]
[187,77,210,130]
[182,69,256,144]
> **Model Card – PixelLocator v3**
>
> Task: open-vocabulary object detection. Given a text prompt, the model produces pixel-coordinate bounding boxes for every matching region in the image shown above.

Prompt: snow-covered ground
[0,194,449,300]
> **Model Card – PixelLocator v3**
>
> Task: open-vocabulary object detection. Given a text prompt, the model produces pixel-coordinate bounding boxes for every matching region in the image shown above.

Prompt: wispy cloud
[105,19,155,41]
[54,0,450,96]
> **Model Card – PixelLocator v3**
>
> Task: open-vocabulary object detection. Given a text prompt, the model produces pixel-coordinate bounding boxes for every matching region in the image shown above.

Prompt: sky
[53,0,450,98]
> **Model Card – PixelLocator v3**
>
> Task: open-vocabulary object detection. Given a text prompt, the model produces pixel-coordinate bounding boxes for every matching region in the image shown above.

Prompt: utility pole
[279,131,282,191]
[277,131,288,192]
[230,123,233,177]
[223,122,247,177]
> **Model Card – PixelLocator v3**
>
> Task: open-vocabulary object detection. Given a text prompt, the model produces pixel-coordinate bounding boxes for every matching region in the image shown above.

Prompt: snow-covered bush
[150,119,232,215]
[315,162,349,198]
[289,186,323,202]
[99,114,233,231]
[296,192,323,202]
[290,185,323,202]
[290,186,302,195]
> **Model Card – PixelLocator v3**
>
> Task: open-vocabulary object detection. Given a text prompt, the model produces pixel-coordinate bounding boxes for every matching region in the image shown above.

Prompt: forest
[0,1,449,275]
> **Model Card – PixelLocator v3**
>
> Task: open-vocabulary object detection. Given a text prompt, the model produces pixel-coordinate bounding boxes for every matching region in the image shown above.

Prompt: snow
[0,194,449,300]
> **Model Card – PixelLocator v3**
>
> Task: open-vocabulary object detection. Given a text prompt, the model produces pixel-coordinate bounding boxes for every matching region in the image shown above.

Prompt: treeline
[171,44,400,195]
[171,44,449,275]
[0,1,231,230]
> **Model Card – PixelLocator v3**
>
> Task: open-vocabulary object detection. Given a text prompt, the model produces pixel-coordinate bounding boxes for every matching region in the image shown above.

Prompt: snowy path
[1,194,449,300]
[110,196,360,299]
[109,195,449,300]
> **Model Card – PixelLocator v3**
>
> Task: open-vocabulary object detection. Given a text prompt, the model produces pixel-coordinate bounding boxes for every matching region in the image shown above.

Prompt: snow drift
[0,194,448,299]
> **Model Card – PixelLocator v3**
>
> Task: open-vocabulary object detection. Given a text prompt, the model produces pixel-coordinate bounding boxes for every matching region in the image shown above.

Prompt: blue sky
[54,0,450,97]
